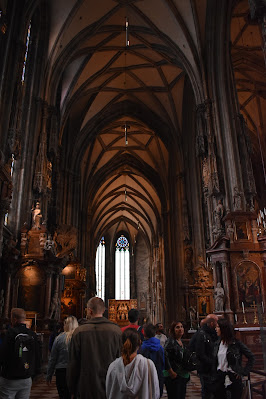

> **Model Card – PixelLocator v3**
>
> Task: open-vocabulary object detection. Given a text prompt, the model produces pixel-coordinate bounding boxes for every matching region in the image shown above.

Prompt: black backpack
[12,331,35,378]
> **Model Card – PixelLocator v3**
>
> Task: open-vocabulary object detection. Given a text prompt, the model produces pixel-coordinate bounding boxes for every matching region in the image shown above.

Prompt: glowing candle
[241,302,245,314]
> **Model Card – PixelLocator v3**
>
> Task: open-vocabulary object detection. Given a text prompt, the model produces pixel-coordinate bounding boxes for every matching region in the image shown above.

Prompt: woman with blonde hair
[106,328,160,399]
[47,316,78,399]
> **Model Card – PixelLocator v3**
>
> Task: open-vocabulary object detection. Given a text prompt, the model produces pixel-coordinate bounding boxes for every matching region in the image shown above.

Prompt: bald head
[87,297,105,317]
[206,313,218,329]
[11,308,26,326]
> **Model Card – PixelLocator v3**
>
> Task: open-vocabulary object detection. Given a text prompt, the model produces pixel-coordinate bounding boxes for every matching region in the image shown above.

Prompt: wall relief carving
[54,225,78,257]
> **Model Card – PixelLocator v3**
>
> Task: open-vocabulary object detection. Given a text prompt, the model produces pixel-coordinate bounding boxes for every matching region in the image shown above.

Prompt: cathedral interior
[0,0,266,365]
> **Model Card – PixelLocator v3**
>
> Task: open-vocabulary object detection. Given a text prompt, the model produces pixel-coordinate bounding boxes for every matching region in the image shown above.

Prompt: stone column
[11,278,19,308]
[211,260,218,287]
[3,273,12,319]
[56,273,62,320]
[0,198,11,256]
[221,261,233,315]
[44,272,52,319]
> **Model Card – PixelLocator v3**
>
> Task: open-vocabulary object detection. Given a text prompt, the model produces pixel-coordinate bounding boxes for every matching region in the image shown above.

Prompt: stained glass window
[115,235,130,299]
[21,22,31,83]
[95,237,105,301]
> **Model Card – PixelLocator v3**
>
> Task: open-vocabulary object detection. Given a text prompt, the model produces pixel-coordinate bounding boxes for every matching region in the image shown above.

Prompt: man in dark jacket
[139,323,165,397]
[195,314,218,399]
[0,307,40,399]
[67,297,122,399]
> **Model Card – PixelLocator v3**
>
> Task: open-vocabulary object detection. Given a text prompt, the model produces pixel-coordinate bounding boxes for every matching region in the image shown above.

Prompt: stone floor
[30,371,265,398]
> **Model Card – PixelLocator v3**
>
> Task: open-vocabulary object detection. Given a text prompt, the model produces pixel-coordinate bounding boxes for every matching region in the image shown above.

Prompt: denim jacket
[213,338,254,376]
[46,332,69,380]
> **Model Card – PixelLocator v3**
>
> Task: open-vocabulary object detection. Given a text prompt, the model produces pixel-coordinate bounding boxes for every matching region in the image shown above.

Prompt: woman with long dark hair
[106,328,160,399]
[46,316,78,399]
[164,321,190,399]
[213,318,254,399]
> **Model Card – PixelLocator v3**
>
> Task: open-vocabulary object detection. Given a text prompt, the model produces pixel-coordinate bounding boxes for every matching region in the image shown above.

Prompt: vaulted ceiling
[42,0,265,249]
[231,0,266,192]
[44,0,207,249]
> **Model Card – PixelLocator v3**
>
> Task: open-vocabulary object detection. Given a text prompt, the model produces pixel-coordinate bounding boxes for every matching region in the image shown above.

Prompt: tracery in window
[21,22,31,83]
[95,237,105,301]
[115,235,130,300]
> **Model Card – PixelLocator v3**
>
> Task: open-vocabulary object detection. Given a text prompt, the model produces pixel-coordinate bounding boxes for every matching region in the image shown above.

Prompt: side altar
[108,299,138,327]
[0,201,87,329]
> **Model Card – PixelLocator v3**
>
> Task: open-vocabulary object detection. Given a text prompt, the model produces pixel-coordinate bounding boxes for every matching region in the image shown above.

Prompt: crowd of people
[0,300,255,399]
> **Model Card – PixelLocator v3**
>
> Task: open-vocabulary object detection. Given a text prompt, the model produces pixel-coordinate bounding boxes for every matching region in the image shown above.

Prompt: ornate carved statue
[226,223,234,242]
[233,187,242,211]
[195,266,212,289]
[54,225,78,257]
[214,282,225,312]
[0,289,4,317]
[49,291,60,320]
[21,232,29,255]
[213,200,224,229]
[44,234,56,256]
[32,202,42,230]
[39,233,47,249]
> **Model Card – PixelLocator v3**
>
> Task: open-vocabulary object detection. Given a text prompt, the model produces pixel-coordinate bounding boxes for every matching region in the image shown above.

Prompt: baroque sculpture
[32,202,42,230]
[214,282,225,312]
[49,291,60,320]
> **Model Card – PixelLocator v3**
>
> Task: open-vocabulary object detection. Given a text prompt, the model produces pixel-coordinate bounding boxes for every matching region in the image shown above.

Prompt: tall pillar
[221,261,233,320]
[44,272,52,319]
[11,277,19,308]
[3,273,11,319]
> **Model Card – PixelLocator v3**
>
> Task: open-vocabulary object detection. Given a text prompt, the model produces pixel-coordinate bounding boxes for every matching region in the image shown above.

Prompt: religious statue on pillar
[213,200,224,229]
[31,202,42,230]
[44,234,56,256]
[233,187,242,211]
[214,282,225,312]
[49,291,60,320]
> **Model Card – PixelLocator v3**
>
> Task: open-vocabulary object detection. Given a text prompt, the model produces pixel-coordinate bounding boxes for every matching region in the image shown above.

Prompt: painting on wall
[236,262,261,307]
[235,221,248,240]
[198,295,211,316]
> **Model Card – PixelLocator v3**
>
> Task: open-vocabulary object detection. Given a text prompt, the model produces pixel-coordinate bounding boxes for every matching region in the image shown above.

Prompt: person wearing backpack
[0,307,40,399]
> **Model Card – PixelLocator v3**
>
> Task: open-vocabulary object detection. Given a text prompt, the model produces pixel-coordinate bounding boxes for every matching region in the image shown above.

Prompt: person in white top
[155,323,167,348]
[212,318,254,399]
[106,328,160,399]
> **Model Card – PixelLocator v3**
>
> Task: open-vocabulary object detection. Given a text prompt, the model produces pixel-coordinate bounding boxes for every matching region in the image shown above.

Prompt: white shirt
[217,341,233,372]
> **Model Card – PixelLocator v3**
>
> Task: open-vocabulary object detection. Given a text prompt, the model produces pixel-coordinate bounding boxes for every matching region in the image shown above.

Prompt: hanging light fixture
[123,16,130,146]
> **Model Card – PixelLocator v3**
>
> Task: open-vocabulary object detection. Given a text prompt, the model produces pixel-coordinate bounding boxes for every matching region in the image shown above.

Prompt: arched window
[115,235,130,300]
[95,237,105,301]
